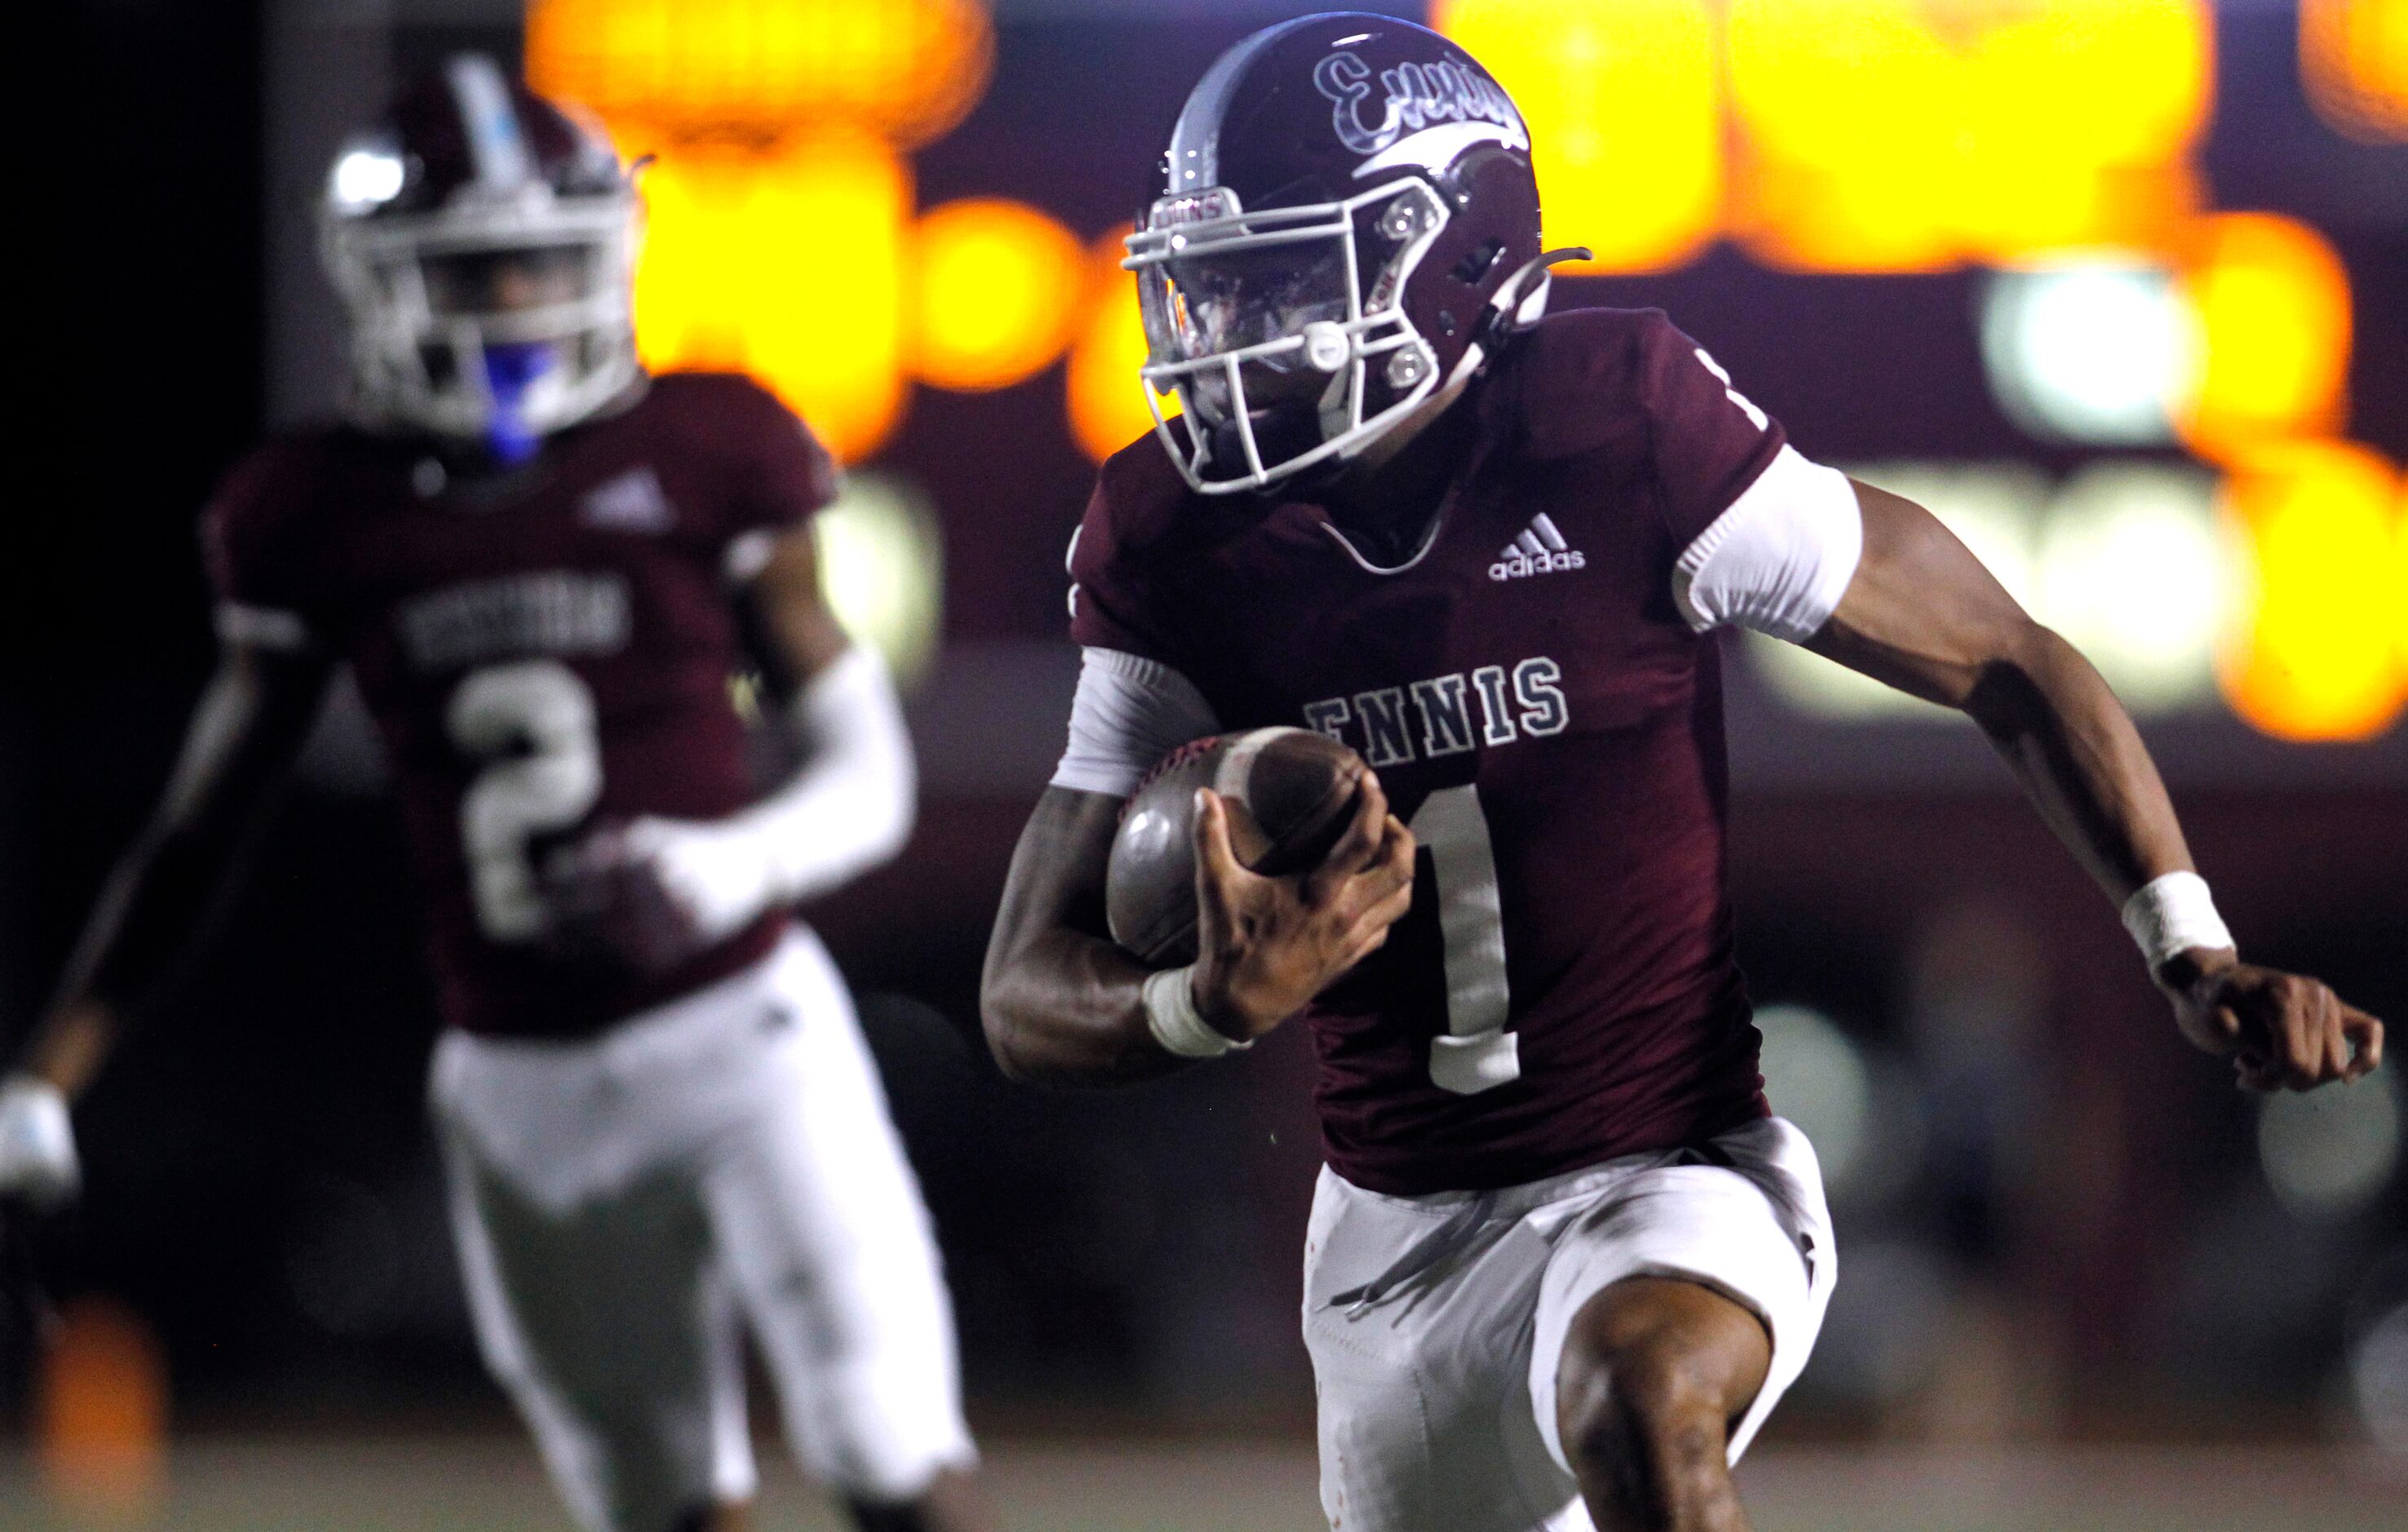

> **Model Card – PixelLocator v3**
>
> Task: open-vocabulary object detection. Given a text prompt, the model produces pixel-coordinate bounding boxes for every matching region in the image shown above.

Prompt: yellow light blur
[2218,442,2405,742]
[1068,228,1179,465]
[2397,477,2408,678]
[910,198,1085,392]
[634,134,910,463]
[2303,0,2408,141]
[527,0,994,148]
[1435,0,1720,273]
[816,472,944,686]
[2173,214,2353,463]
[1726,0,2210,272]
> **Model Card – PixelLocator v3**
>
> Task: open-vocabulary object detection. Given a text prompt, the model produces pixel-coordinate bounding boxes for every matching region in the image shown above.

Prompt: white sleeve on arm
[1050,647,1220,797]
[1671,445,1864,643]
[737,644,917,904]
[625,644,917,936]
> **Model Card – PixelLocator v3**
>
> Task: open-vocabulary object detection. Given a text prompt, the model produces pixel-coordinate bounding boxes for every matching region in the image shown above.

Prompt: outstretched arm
[1807,480,2382,1090]
[0,639,334,1203]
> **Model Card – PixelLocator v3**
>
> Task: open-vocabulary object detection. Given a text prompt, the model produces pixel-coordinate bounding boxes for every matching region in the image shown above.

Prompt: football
[1105,728,1370,965]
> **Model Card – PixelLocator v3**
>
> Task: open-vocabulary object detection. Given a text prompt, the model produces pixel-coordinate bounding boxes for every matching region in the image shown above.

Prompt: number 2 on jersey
[1410,784,1520,1095]
[446,660,603,941]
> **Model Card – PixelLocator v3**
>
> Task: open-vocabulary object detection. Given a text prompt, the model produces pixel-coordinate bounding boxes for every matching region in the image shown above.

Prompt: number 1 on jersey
[1410,784,1519,1095]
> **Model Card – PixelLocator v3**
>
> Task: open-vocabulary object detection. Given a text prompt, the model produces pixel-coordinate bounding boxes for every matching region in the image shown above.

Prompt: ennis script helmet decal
[1311,51,1527,157]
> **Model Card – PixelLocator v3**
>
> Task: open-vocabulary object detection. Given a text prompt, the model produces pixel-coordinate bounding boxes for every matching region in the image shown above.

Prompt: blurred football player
[0,56,982,1532]
[981,14,2384,1532]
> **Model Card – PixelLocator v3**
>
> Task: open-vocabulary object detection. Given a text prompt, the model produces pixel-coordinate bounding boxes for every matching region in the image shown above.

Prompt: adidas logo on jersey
[1489,513,1584,582]
[579,467,675,534]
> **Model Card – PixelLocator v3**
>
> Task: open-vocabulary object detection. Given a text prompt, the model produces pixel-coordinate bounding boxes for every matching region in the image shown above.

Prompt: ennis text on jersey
[1066,309,1847,1196]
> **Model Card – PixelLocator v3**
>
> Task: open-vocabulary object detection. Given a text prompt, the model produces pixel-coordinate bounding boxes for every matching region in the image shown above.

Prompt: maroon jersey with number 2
[204,374,836,1038]
[1071,308,1787,1196]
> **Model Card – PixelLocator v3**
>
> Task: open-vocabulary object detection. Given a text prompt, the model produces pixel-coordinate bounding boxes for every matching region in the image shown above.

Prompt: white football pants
[429,927,976,1532]
[1303,1117,1835,1532]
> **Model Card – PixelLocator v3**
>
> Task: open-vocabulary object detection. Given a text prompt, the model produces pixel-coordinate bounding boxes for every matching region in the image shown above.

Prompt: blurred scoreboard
[273,1,2408,775]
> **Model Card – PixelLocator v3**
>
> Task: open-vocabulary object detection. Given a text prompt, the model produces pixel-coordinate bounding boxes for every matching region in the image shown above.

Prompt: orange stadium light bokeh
[2173,213,2353,463]
[526,0,992,148]
[529,0,1007,463]
[1725,0,2211,272]
[39,1298,168,1521]
[1434,0,1721,274]
[634,135,913,462]
[1068,227,1176,465]
[2302,0,2408,141]
[911,198,1086,393]
[2218,441,2406,742]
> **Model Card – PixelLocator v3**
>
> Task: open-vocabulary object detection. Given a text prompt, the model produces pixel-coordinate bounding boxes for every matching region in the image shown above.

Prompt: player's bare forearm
[1805,482,2193,906]
[26,643,332,1096]
[1808,481,2382,1087]
[980,788,1192,1087]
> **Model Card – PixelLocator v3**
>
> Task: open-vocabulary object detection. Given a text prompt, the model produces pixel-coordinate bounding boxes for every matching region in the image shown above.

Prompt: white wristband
[1144,966,1251,1060]
[2121,871,2234,971]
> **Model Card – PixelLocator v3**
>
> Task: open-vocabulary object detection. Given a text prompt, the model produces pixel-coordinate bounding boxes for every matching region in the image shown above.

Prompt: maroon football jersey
[1072,308,1785,1195]
[205,373,836,1038]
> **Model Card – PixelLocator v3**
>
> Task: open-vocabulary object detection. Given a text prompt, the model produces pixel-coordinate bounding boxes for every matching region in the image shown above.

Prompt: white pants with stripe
[429,927,976,1532]
[1303,1116,1835,1532]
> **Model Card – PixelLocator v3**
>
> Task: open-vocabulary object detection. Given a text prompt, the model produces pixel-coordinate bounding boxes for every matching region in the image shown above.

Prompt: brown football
[1105,727,1370,966]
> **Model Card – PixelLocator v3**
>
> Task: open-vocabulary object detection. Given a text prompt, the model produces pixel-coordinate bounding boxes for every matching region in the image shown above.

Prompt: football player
[0,58,983,1532]
[980,15,2385,1532]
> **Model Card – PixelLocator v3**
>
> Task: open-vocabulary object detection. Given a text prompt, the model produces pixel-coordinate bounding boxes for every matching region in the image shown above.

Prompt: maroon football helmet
[1126,12,1564,494]
[321,55,640,462]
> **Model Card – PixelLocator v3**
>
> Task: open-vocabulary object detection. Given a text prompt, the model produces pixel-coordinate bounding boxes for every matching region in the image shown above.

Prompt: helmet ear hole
[1451,238,1506,286]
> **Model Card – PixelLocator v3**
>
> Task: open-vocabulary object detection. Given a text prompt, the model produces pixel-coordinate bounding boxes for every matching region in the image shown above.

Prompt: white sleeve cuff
[1050,647,1219,798]
[1671,445,1862,643]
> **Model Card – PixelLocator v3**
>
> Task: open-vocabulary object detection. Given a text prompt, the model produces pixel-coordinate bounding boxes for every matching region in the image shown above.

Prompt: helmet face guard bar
[1124,178,1450,495]
[322,190,642,449]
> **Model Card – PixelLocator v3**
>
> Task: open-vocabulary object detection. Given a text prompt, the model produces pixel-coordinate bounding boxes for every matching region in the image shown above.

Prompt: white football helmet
[320,55,640,462]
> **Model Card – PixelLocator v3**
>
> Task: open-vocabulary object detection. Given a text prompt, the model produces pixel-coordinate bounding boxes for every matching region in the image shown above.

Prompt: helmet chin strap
[1202,246,1592,494]
[1447,246,1592,391]
[1340,246,1592,480]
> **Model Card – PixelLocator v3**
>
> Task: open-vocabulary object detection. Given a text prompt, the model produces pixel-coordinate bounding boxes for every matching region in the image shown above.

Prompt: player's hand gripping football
[1189,772,1417,1043]
[2159,949,2384,1091]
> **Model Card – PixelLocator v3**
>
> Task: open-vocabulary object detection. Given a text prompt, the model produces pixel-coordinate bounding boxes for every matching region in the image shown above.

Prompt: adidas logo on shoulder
[579,466,676,534]
[1489,513,1584,582]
